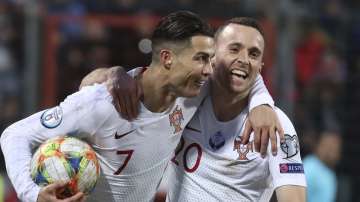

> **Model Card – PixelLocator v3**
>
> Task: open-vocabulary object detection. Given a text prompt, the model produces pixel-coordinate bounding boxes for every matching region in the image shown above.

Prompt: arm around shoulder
[79,66,126,89]
[79,67,110,89]
[248,74,274,110]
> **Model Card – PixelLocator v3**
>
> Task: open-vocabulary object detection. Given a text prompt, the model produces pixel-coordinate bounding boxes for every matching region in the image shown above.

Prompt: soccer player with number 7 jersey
[1,11,214,202]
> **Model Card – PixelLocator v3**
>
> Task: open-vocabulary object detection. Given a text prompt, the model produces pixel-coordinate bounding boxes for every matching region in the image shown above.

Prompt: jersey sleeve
[0,84,115,202]
[248,74,274,110]
[268,108,307,189]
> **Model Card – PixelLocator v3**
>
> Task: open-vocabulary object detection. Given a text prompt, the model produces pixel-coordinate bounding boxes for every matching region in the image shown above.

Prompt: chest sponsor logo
[280,134,299,159]
[279,163,304,173]
[233,136,254,160]
[40,106,63,128]
[169,105,184,134]
[114,130,135,139]
[209,131,225,150]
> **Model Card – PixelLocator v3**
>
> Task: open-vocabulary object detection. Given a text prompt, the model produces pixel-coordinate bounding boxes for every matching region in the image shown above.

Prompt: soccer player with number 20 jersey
[165,18,306,202]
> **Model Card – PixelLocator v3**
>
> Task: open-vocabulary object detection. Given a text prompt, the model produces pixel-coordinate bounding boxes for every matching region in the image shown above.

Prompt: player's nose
[202,61,213,76]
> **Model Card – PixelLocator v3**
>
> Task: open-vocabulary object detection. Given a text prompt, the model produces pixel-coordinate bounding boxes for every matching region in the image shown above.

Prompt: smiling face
[212,23,265,96]
[169,35,215,97]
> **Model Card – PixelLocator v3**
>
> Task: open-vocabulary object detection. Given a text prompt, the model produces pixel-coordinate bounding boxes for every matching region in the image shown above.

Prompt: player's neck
[210,81,248,122]
[140,66,177,113]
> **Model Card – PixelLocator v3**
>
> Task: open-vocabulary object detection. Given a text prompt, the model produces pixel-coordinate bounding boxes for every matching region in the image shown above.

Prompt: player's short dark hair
[215,17,265,41]
[151,11,213,61]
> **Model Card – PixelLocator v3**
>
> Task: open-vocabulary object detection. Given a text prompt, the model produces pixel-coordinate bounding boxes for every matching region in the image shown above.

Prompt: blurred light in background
[138,38,152,54]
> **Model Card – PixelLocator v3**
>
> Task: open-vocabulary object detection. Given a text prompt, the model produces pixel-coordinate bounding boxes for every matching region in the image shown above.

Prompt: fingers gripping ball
[30,136,100,197]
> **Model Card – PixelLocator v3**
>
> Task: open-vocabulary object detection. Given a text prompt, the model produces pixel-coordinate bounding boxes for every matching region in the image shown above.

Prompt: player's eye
[229,48,239,54]
[228,44,241,54]
[250,52,259,58]
[195,55,209,63]
[249,47,262,59]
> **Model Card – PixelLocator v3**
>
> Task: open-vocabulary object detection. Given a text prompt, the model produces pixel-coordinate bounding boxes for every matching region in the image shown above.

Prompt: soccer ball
[30,136,100,197]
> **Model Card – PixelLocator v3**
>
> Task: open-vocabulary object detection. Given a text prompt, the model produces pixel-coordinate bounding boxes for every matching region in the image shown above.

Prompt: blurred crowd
[0,0,360,201]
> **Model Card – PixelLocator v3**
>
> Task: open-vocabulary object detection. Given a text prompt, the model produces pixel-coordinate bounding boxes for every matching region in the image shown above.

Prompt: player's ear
[259,62,264,73]
[210,56,216,70]
[159,49,173,70]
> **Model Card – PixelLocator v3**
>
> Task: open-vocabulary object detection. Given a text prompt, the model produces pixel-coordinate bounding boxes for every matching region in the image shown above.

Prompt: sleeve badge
[280,134,299,159]
[40,106,63,128]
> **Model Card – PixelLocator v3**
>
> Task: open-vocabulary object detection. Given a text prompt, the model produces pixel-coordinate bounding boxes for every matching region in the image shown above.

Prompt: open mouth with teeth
[194,80,206,87]
[231,69,248,79]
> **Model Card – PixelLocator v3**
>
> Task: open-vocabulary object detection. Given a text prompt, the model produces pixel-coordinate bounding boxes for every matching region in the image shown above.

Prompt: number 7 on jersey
[114,150,134,175]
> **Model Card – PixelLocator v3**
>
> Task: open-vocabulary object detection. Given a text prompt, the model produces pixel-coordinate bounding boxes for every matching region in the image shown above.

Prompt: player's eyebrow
[194,51,212,59]
[249,47,262,55]
[228,42,242,48]
[228,42,262,54]
[196,51,211,56]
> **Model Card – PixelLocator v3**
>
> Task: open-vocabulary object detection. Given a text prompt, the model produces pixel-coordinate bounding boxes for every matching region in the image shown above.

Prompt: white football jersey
[1,68,273,202]
[0,68,204,202]
[166,95,306,202]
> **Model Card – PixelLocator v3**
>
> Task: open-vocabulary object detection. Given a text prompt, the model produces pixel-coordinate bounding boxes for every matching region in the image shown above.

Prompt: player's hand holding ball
[38,181,85,202]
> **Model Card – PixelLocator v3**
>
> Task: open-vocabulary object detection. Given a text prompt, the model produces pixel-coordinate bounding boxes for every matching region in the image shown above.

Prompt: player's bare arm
[79,67,109,89]
[241,105,285,157]
[275,185,306,202]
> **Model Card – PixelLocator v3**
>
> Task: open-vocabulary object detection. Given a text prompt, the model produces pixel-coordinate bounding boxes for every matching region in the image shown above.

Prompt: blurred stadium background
[0,0,358,201]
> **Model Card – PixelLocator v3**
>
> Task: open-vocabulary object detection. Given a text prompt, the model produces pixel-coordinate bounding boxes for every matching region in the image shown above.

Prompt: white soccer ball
[30,136,100,197]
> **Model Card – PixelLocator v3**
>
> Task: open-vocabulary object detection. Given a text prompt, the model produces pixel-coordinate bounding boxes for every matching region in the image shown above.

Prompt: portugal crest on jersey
[233,136,254,160]
[169,105,184,134]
